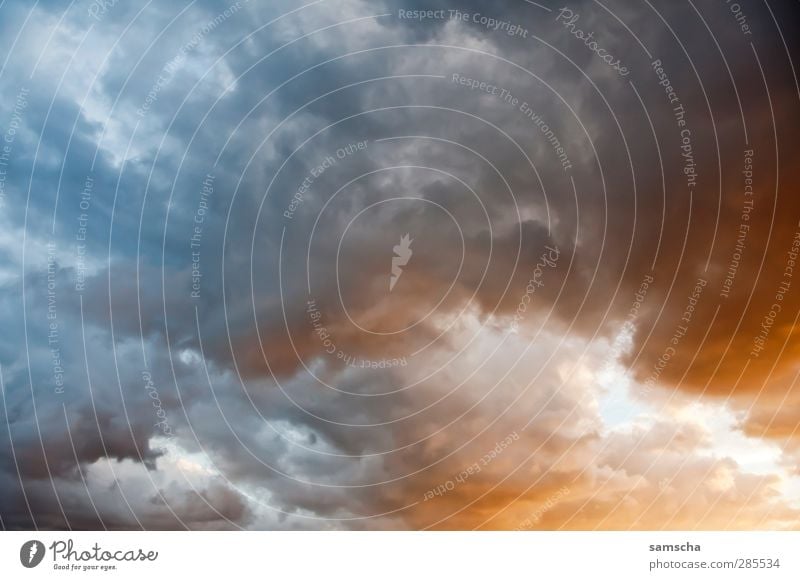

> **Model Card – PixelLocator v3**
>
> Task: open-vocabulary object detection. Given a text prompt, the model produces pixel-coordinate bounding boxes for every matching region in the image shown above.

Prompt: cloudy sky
[1,0,799,530]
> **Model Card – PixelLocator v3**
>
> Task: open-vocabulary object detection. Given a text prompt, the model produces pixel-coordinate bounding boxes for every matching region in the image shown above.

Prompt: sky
[0,0,799,530]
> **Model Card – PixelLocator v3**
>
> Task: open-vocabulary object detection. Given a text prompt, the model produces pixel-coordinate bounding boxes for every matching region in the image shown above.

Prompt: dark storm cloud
[1,0,799,530]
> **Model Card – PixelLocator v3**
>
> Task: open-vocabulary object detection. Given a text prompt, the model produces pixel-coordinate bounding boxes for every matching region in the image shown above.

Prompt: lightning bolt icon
[389,234,413,292]
[28,543,38,564]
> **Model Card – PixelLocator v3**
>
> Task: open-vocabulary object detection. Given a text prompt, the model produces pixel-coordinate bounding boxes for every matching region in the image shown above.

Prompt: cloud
[0,0,799,530]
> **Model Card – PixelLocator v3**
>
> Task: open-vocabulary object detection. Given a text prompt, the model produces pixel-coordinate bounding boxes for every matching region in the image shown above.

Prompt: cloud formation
[0,0,799,530]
